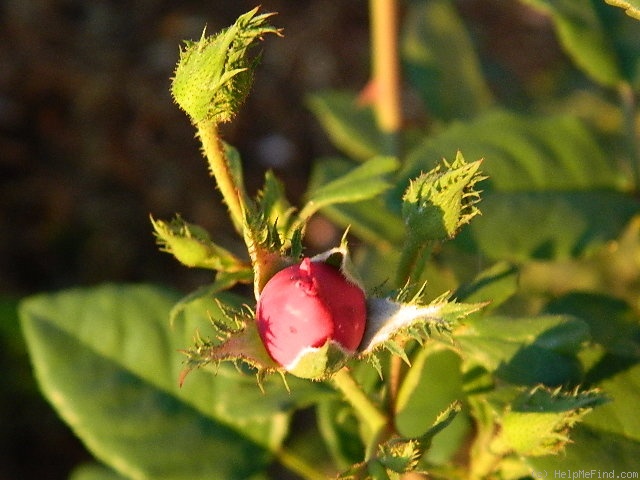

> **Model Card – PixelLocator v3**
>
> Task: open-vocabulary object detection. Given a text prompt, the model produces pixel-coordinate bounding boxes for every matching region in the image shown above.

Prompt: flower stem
[332,367,389,459]
[197,120,247,233]
[369,0,402,156]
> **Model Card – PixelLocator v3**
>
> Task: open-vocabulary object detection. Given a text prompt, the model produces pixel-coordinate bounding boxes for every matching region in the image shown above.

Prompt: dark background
[0,1,559,478]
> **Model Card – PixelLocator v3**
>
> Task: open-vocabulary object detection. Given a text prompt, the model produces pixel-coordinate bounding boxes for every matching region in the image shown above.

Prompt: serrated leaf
[18,284,328,480]
[306,91,387,161]
[491,386,607,456]
[302,156,399,221]
[605,0,640,20]
[401,0,493,120]
[171,8,280,124]
[527,360,640,472]
[521,0,623,86]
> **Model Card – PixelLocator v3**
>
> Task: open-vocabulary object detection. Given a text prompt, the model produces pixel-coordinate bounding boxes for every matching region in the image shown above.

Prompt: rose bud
[256,257,367,379]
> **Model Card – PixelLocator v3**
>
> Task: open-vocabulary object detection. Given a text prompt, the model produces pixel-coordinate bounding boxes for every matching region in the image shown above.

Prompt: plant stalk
[275,448,328,480]
[197,121,246,233]
[369,0,402,156]
[332,367,389,459]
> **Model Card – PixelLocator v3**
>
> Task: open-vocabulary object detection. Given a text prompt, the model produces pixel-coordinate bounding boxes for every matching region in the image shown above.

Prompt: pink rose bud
[256,257,366,377]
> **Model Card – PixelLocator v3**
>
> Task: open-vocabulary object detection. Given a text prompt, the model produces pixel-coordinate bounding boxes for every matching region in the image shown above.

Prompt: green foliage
[17,2,640,479]
[401,0,493,120]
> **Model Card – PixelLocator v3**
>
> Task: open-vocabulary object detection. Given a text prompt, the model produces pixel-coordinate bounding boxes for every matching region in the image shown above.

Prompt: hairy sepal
[179,300,282,389]
[402,151,484,242]
[285,340,352,381]
[151,214,250,275]
[358,289,486,371]
[171,7,281,125]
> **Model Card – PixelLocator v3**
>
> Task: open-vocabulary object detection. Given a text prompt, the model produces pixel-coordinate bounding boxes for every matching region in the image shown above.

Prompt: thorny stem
[332,367,390,459]
[619,82,640,193]
[369,0,402,156]
[197,121,247,233]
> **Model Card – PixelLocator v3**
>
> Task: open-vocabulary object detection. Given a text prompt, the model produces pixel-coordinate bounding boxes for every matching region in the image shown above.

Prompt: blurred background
[0,1,562,478]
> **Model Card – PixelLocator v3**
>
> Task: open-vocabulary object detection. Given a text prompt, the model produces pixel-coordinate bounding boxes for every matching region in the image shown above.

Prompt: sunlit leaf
[306,91,386,161]
[521,0,623,86]
[399,110,624,192]
[455,315,590,386]
[303,156,399,220]
[401,0,493,120]
[19,284,327,480]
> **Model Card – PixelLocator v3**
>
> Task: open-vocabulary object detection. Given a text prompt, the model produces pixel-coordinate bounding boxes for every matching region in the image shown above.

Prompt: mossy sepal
[171,7,281,125]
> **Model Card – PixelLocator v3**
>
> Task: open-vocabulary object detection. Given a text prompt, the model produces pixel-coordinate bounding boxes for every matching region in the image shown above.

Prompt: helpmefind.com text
[532,470,639,479]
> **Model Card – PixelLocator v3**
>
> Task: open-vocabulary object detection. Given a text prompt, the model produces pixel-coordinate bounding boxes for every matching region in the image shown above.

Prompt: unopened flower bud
[256,258,366,379]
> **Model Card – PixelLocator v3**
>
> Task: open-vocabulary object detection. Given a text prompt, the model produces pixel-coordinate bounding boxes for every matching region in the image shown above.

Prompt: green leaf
[605,0,640,20]
[401,0,492,120]
[454,261,519,314]
[527,423,640,473]
[399,110,634,260]
[306,157,405,250]
[69,464,129,480]
[459,190,640,260]
[584,357,640,441]
[171,8,280,124]
[490,386,607,456]
[302,156,400,220]
[18,284,323,480]
[545,292,640,358]
[317,398,365,469]
[455,315,590,386]
[521,0,623,86]
[527,361,640,472]
[399,110,624,192]
[306,91,387,161]
[395,347,471,465]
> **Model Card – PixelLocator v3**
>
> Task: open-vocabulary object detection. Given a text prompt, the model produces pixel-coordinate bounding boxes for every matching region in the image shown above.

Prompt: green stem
[332,367,390,459]
[619,82,640,192]
[275,448,328,480]
[369,0,402,156]
[394,237,433,289]
[197,121,247,233]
